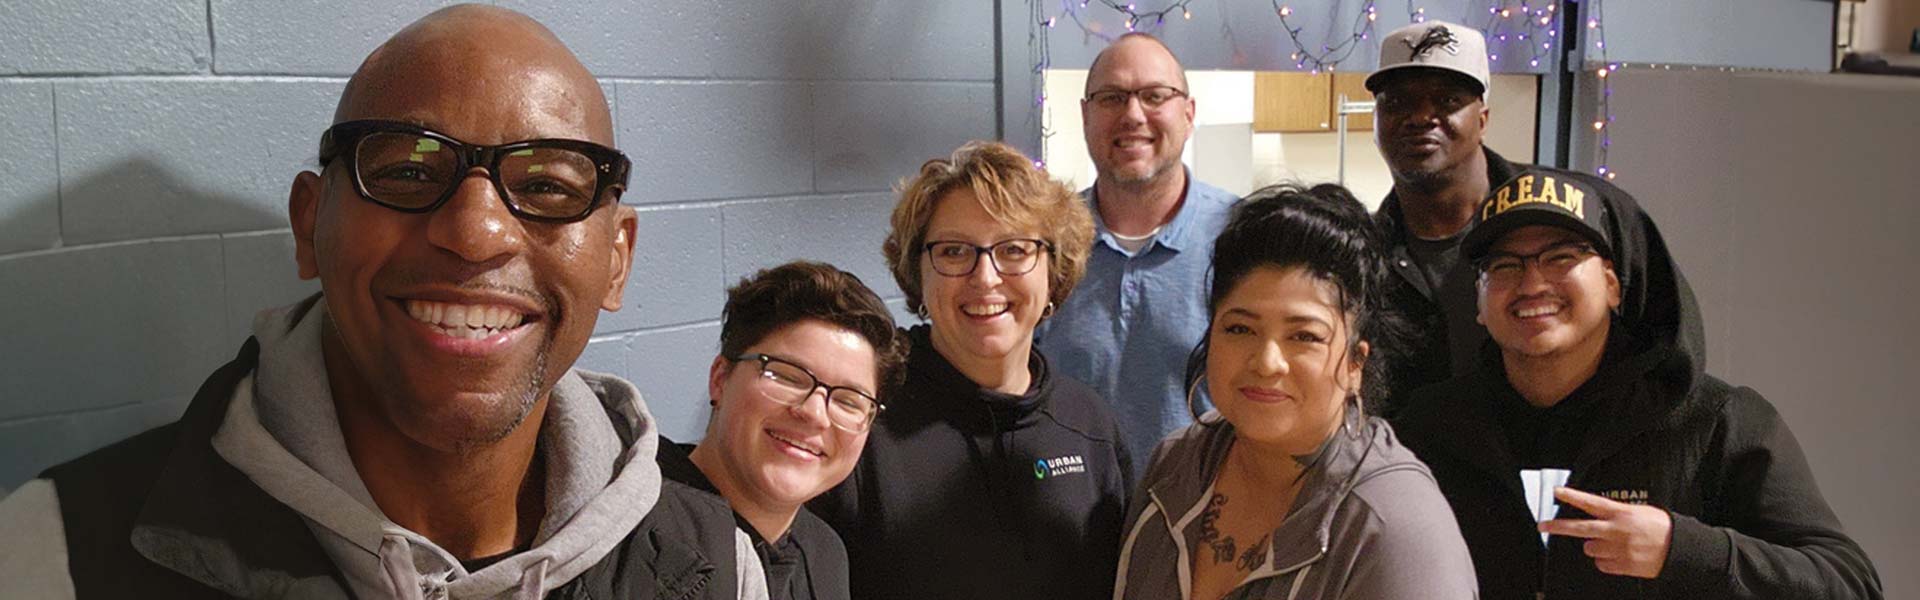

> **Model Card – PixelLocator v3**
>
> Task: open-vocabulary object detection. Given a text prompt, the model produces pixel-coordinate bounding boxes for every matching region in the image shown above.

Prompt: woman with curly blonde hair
[811,141,1131,600]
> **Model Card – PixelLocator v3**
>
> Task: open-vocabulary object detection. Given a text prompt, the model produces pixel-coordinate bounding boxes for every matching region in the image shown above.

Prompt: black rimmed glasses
[1083,85,1189,111]
[317,119,632,223]
[923,239,1051,277]
[1474,242,1599,288]
[734,353,884,433]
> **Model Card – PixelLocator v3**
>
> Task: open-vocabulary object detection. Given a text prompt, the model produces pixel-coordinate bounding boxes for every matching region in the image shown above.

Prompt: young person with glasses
[810,141,1130,600]
[655,261,907,600]
[1395,173,1882,599]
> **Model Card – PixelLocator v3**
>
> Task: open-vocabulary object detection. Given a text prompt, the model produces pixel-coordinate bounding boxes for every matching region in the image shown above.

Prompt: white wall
[1594,66,1920,596]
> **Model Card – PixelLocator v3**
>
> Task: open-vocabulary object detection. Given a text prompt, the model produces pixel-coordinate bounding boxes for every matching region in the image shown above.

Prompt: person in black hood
[808,141,1131,600]
[1395,171,1883,599]
[658,260,910,600]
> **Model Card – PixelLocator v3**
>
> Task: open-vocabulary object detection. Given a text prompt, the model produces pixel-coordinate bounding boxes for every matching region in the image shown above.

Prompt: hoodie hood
[198,296,661,599]
[1568,170,1707,394]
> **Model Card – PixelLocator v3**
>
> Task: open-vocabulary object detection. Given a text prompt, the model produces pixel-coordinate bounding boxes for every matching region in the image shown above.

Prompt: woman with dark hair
[1113,183,1477,599]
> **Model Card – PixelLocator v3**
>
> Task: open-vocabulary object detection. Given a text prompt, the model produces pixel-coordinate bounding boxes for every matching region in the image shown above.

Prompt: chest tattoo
[1196,492,1268,570]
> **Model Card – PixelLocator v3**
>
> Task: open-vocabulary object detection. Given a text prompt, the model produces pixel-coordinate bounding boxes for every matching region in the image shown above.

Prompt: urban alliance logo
[1033,454,1087,480]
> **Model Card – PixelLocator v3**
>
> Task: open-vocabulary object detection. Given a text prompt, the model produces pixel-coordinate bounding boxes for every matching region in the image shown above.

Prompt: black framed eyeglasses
[317,119,632,223]
[734,353,884,433]
[923,239,1052,277]
[1474,242,1598,287]
[1083,85,1189,111]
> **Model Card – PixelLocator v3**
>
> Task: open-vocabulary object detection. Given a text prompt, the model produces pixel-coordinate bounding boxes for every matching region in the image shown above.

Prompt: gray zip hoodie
[1114,409,1478,600]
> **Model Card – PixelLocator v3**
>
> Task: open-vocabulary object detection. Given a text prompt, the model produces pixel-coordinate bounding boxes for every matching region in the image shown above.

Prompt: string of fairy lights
[1587,0,1617,180]
[1274,0,1379,75]
[1027,0,1615,177]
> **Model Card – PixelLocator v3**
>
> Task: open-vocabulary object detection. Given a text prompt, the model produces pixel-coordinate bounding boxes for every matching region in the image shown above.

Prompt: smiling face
[1205,266,1366,455]
[289,10,636,452]
[1081,36,1196,188]
[1372,70,1488,184]
[920,189,1052,373]
[1477,225,1620,362]
[703,319,877,512]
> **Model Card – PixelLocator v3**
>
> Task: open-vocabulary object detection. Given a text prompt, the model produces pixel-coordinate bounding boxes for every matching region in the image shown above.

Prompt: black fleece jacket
[656,439,851,600]
[1395,177,1881,599]
[808,325,1132,600]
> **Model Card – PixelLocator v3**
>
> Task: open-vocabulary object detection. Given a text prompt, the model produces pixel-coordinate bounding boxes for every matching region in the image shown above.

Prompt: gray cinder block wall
[0,0,995,491]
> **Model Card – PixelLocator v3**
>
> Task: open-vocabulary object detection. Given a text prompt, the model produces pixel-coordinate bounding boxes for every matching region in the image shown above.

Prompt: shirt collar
[1086,167,1220,254]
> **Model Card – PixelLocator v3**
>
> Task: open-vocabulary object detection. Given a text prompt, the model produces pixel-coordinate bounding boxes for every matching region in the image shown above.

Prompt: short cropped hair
[882,141,1095,315]
[719,261,908,398]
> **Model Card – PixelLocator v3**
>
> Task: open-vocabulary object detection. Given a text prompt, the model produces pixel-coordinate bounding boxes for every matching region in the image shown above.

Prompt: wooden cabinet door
[1331,73,1376,132]
[1253,71,1331,133]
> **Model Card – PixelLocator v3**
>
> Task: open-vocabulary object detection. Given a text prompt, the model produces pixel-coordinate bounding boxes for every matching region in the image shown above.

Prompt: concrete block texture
[595,205,725,334]
[802,1,996,81]
[0,81,60,254]
[627,324,720,443]
[502,0,993,81]
[0,237,229,421]
[615,81,813,203]
[812,82,997,193]
[210,0,463,75]
[721,193,901,300]
[221,231,319,343]
[56,79,343,245]
[0,393,193,491]
[0,0,209,74]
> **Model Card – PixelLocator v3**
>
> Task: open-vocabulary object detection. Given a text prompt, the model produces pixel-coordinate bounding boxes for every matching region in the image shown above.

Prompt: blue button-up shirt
[1037,173,1238,471]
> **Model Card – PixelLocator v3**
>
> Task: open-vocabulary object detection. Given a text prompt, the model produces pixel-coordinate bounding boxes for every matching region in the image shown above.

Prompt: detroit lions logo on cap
[1405,25,1461,59]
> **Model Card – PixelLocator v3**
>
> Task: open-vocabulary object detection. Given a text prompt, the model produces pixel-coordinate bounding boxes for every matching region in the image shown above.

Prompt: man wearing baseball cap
[1395,173,1882,599]
[1365,20,1540,415]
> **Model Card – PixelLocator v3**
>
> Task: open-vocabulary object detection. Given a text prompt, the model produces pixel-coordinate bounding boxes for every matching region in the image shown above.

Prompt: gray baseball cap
[1366,21,1490,95]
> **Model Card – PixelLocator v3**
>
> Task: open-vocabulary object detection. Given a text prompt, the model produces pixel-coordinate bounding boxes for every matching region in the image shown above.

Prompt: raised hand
[1538,487,1672,579]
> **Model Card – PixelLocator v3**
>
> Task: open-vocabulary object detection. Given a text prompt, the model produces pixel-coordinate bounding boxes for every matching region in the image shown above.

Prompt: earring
[915,305,929,321]
[1185,373,1207,421]
[1041,301,1056,319]
[1343,393,1363,437]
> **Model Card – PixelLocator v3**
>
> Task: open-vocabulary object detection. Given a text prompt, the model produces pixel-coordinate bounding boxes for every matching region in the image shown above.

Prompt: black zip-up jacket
[1373,146,1524,416]
[657,439,851,600]
[38,339,747,599]
[1395,179,1881,599]
[808,325,1132,600]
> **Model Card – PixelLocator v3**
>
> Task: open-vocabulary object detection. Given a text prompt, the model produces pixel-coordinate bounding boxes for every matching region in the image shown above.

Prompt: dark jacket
[657,439,851,600]
[1373,146,1523,417]
[1395,181,1881,599]
[808,325,1132,600]
[40,338,747,599]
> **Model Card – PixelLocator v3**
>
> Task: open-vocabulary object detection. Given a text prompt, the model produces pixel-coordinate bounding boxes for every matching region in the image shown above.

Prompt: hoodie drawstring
[515,557,552,600]
[380,535,429,600]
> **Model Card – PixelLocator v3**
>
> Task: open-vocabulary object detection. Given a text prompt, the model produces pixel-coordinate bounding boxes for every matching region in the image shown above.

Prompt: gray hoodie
[0,299,768,600]
[1114,409,1478,600]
